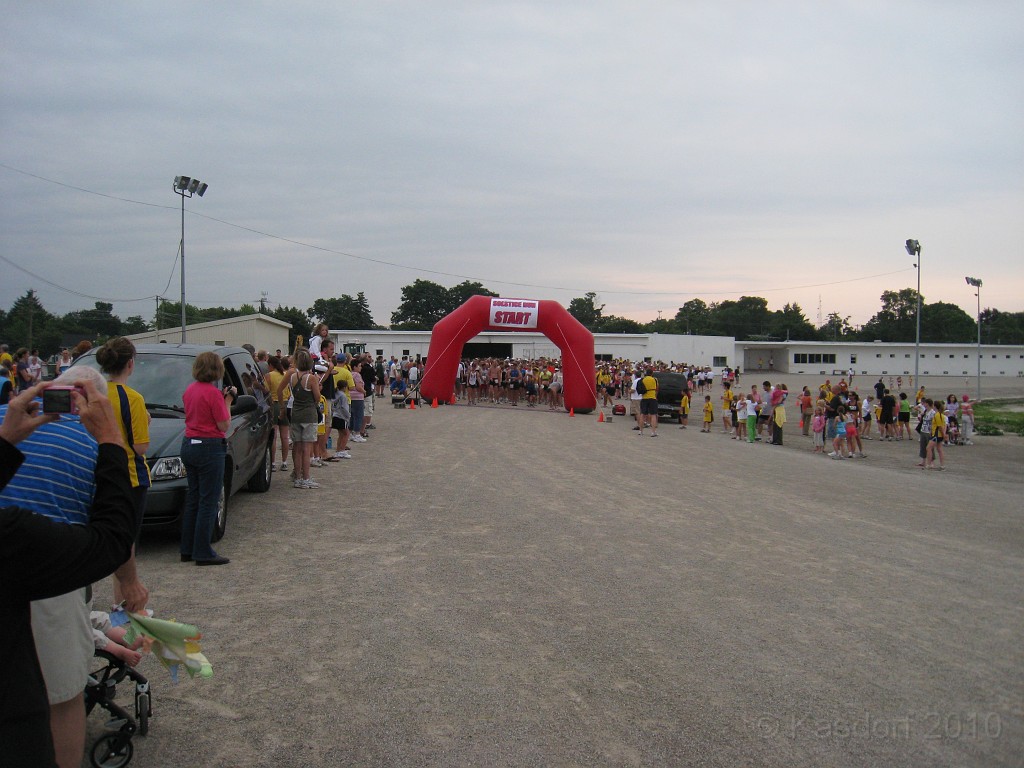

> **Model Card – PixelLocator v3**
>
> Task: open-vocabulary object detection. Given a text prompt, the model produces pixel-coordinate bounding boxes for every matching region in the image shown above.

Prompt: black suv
[651,371,690,423]
[73,344,274,541]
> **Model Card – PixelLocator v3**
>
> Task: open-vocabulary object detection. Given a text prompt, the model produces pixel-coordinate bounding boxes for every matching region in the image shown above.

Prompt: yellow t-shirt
[108,382,151,488]
[680,393,689,412]
[722,390,734,410]
[268,370,289,403]
[333,367,355,402]
[703,402,714,422]
[640,375,658,400]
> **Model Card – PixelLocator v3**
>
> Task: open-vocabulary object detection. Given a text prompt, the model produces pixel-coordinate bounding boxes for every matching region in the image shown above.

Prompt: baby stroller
[946,417,962,446]
[84,649,152,768]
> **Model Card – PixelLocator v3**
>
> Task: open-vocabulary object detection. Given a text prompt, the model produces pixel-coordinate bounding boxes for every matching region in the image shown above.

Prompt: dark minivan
[651,371,691,423]
[73,344,274,541]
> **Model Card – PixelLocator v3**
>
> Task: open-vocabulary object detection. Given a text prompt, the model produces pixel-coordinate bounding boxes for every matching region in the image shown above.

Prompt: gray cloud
[2,2,1021,328]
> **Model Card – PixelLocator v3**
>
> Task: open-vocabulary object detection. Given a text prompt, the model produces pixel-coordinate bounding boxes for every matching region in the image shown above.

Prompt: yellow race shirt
[108,382,151,488]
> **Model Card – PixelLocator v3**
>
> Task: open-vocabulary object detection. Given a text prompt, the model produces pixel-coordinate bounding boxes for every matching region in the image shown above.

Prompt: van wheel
[247,443,272,493]
[211,476,229,543]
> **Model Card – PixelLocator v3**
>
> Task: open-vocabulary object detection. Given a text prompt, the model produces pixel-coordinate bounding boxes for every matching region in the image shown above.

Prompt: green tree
[597,315,644,334]
[567,292,604,330]
[61,302,122,340]
[268,305,312,351]
[709,296,770,340]
[309,293,376,330]
[448,281,499,308]
[769,303,819,341]
[4,290,60,353]
[819,312,854,340]
[921,301,976,343]
[120,315,150,335]
[982,309,1024,345]
[674,299,712,335]
[391,279,452,330]
[860,288,921,342]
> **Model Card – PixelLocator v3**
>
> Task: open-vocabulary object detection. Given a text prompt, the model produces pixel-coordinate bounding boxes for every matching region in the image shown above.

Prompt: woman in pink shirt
[180,352,235,566]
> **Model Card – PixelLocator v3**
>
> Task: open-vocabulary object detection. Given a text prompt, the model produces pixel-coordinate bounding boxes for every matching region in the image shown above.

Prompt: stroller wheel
[136,691,150,736]
[91,733,134,768]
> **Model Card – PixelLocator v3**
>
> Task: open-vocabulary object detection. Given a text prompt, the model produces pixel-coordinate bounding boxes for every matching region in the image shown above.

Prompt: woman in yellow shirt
[266,355,290,472]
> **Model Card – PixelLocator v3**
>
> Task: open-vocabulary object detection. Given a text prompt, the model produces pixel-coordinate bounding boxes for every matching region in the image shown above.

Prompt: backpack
[636,378,647,395]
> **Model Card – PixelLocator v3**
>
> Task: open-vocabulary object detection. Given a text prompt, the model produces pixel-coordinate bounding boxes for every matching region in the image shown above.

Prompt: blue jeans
[350,399,365,433]
[180,437,226,560]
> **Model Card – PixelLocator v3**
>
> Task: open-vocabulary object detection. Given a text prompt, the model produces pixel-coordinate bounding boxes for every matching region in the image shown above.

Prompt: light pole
[173,176,208,342]
[966,276,982,402]
[905,239,922,385]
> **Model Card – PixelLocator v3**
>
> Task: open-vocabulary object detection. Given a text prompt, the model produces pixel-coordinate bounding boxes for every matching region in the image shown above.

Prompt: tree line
[3,282,1022,357]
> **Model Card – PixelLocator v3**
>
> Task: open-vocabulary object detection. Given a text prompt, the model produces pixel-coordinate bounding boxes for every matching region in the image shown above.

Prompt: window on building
[850,355,857,364]
[713,356,727,367]
[403,349,410,356]
[376,349,384,357]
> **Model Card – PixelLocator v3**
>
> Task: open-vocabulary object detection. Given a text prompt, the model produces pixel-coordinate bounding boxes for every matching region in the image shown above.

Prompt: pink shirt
[183,381,230,438]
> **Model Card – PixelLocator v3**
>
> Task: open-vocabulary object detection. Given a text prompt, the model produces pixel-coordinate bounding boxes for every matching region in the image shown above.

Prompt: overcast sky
[2,2,1022,332]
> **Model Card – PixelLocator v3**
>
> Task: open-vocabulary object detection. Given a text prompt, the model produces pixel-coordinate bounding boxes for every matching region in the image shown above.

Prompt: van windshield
[74,353,196,407]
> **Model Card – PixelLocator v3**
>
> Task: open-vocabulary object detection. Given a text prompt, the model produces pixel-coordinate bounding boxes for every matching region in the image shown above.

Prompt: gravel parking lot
[89,376,1023,767]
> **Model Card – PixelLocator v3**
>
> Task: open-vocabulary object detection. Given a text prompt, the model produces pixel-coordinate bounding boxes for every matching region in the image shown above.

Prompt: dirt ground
[87,375,1023,767]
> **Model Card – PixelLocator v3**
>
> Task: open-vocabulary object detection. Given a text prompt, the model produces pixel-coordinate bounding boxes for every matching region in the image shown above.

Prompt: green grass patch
[973,398,1024,436]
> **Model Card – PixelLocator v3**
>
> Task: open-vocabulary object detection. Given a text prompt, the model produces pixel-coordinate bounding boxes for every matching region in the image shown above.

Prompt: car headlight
[150,456,187,481]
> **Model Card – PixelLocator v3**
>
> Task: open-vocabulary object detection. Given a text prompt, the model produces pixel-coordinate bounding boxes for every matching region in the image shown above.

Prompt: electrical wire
[1,161,916,301]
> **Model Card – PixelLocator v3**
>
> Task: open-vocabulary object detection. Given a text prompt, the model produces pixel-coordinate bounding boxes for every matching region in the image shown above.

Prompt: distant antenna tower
[259,291,268,313]
[817,294,823,327]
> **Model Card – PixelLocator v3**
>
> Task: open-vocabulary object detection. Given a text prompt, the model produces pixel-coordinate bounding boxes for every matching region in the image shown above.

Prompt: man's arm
[2,443,135,603]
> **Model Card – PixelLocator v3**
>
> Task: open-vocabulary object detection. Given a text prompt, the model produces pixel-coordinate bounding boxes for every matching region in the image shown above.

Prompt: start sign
[489,298,539,329]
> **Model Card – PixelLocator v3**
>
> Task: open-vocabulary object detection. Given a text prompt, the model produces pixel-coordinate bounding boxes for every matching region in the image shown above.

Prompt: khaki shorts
[32,589,93,704]
[365,393,375,418]
[290,422,318,443]
[630,400,641,416]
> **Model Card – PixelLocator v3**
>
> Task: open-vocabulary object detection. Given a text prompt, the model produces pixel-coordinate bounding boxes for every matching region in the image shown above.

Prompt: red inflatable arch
[419,296,597,414]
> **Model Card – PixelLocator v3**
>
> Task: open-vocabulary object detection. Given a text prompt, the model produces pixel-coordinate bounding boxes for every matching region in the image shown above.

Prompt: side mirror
[231,394,257,416]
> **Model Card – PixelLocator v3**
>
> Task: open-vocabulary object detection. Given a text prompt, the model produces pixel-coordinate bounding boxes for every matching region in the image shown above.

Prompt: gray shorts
[32,589,93,703]
[365,393,374,418]
[289,422,318,443]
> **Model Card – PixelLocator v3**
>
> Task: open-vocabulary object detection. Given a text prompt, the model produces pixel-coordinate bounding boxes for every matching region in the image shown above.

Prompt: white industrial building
[331,328,1024,380]
[128,313,291,353]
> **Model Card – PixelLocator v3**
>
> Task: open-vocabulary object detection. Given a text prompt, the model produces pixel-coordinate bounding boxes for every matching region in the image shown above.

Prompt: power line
[1,161,916,300]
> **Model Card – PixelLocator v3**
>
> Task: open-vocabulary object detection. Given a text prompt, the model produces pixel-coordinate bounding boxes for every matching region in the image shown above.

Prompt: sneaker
[858,452,867,458]
[367,424,376,429]
[280,461,288,472]
[650,433,658,437]
[333,450,352,459]
[293,479,306,488]
[828,451,837,457]
[305,479,321,488]
[831,455,844,460]
[351,435,367,443]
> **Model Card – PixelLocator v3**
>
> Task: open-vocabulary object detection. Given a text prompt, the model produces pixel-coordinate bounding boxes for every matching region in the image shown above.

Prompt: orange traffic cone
[598,411,605,422]
[431,398,439,408]
[449,393,456,405]
[569,408,575,417]
[409,398,416,410]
